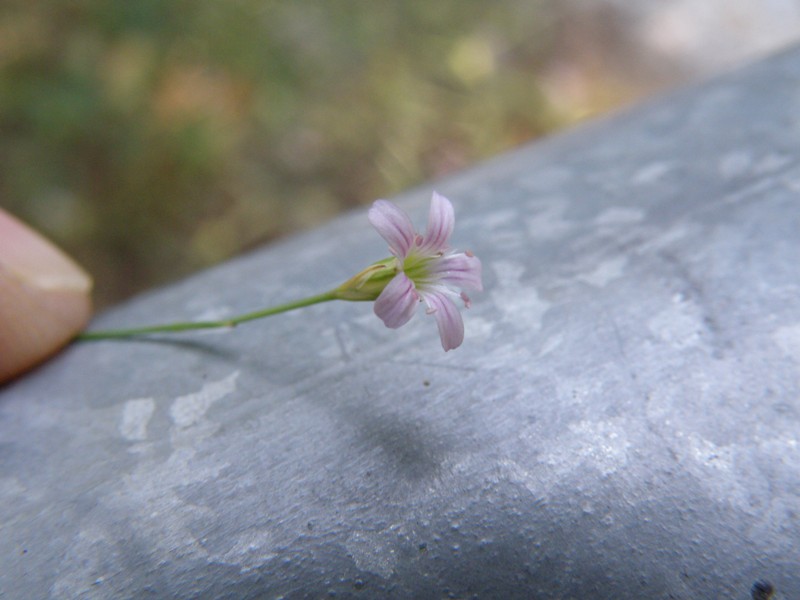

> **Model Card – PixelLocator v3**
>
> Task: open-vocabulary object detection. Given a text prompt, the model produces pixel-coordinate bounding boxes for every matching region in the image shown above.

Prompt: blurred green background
[1,0,644,308]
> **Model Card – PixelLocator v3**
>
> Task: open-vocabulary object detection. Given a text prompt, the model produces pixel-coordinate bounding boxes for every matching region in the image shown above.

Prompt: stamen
[465,249,474,258]
[460,292,472,309]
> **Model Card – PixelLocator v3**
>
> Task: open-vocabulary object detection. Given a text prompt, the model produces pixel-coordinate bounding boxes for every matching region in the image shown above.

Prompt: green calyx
[332,257,398,301]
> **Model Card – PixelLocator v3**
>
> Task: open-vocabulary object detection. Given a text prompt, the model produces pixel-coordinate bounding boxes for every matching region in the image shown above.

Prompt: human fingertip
[0,209,93,383]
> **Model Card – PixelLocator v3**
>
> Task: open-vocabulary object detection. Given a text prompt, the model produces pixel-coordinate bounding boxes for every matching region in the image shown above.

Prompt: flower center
[402,249,438,288]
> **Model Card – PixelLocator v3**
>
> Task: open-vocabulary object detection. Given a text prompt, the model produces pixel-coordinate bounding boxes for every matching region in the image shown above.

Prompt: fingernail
[0,210,92,292]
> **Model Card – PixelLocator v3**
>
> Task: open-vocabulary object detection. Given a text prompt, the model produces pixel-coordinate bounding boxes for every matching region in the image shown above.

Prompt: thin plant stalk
[77,291,340,341]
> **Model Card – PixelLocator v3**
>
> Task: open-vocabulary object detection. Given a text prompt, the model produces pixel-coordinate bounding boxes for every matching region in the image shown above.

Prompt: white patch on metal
[577,256,628,288]
[595,206,645,226]
[119,398,156,441]
[632,161,673,185]
[491,260,551,331]
[773,323,800,362]
[170,372,239,429]
[345,530,397,579]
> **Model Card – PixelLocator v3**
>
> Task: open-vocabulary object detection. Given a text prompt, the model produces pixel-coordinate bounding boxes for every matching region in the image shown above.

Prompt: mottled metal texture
[3,48,800,600]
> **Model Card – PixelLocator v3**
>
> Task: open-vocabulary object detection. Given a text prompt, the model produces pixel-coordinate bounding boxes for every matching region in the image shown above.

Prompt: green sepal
[332,257,397,301]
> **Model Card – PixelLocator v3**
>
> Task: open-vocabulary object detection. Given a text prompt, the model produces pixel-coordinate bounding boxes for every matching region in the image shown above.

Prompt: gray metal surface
[2,47,800,600]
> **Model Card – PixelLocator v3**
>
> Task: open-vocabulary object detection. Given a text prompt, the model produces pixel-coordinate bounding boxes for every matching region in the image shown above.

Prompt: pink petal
[420,192,454,252]
[428,252,483,291]
[374,273,418,329]
[368,200,416,257]
[422,290,464,351]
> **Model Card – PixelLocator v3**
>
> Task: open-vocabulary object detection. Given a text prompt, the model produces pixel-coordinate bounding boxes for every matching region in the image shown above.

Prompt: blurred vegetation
[1,0,581,307]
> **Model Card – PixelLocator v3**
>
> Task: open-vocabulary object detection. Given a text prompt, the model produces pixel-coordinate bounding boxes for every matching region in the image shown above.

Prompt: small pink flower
[368,192,482,351]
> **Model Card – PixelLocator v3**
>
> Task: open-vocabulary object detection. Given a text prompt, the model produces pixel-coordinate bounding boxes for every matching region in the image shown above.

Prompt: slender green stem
[76,290,339,341]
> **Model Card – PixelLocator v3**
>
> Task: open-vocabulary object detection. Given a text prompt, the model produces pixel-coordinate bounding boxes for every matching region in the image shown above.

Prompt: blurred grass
[1,0,587,307]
